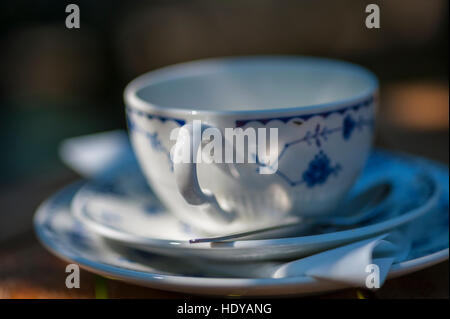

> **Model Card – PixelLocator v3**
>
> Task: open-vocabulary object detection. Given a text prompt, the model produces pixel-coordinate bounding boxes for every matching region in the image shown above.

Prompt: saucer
[33,156,449,296]
[70,150,440,261]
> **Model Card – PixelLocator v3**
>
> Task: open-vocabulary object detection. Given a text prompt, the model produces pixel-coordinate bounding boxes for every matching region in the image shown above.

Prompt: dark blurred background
[0,0,448,241]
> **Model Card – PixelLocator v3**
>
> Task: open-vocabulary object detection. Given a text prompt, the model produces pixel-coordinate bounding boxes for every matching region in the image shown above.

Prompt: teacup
[124,56,378,234]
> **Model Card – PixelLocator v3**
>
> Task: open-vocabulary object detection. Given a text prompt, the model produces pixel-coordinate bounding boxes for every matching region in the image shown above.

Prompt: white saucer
[33,154,449,296]
[70,151,440,261]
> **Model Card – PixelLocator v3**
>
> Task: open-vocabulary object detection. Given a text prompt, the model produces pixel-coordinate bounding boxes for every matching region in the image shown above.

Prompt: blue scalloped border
[126,94,374,128]
[126,107,186,126]
[235,95,375,127]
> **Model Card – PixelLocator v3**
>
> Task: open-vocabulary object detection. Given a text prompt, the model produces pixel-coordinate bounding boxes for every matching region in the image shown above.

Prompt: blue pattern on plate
[33,151,449,289]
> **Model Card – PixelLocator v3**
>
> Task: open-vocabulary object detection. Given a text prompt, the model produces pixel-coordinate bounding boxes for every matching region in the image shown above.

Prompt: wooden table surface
[0,83,448,299]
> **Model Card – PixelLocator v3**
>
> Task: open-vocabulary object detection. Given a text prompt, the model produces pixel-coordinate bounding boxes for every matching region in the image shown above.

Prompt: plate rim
[34,181,449,296]
[70,159,440,253]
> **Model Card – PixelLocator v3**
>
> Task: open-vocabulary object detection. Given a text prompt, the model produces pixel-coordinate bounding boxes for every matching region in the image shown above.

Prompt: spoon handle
[189,220,302,243]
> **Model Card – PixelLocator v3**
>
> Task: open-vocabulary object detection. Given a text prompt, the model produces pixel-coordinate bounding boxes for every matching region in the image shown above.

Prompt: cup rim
[124,55,379,117]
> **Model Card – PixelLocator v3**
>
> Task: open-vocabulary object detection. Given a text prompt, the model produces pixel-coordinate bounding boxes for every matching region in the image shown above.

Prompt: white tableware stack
[34,57,449,296]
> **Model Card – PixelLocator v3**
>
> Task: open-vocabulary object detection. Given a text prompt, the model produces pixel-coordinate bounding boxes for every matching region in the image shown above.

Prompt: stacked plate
[34,135,449,296]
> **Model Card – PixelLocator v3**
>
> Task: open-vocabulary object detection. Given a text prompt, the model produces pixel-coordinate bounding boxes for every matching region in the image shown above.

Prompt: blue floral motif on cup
[342,115,356,140]
[302,151,341,187]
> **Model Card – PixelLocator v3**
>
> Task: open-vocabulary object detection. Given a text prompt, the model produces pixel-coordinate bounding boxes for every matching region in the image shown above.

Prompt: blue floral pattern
[302,151,341,187]
[127,96,375,188]
[255,150,342,187]
[342,115,356,140]
[34,152,449,288]
[235,95,375,127]
[127,114,174,171]
[252,111,374,187]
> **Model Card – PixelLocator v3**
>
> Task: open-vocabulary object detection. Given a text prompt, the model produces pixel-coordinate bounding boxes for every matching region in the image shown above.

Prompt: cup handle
[173,123,236,223]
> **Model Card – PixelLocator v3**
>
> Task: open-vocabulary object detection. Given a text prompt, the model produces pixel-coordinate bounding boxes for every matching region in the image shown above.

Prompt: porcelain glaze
[33,152,449,296]
[70,150,440,261]
[124,56,378,234]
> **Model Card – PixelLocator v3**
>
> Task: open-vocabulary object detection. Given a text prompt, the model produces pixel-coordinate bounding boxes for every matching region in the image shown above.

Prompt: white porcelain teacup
[124,56,378,235]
